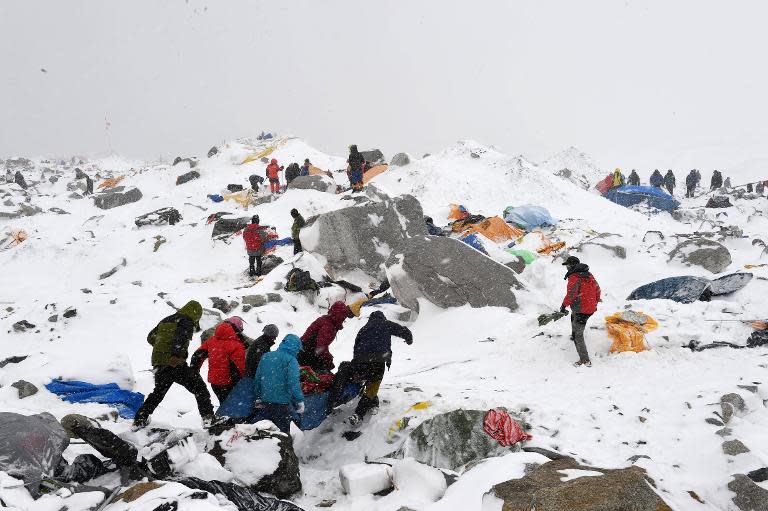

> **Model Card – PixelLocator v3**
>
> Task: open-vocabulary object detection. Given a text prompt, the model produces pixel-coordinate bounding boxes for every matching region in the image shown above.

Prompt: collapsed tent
[459,233,488,254]
[604,185,680,212]
[706,195,733,208]
[595,174,613,195]
[461,216,524,243]
[503,205,556,231]
[45,380,144,419]
[362,164,389,184]
[605,311,658,353]
[448,204,470,221]
[627,272,753,304]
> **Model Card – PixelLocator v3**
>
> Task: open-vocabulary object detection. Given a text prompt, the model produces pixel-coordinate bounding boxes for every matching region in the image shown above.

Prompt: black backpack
[285,268,318,292]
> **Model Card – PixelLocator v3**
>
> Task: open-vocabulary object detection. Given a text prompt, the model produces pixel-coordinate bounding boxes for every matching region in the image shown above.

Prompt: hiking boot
[573,360,592,368]
[131,416,150,431]
[346,414,362,427]
[202,414,227,429]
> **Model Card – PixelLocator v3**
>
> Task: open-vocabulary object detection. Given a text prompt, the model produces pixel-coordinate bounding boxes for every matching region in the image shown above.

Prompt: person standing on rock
[244,324,279,378]
[560,256,601,368]
[299,301,353,371]
[328,311,413,425]
[347,145,365,192]
[663,169,676,195]
[191,319,247,403]
[266,158,283,194]
[252,334,306,434]
[300,158,311,177]
[133,300,215,428]
[290,208,305,254]
[628,169,641,186]
[243,215,269,277]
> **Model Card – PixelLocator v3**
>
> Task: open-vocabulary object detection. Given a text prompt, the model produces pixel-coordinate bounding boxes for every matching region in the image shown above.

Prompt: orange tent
[98,176,124,189]
[309,166,328,176]
[448,204,470,221]
[363,164,389,184]
[462,216,524,243]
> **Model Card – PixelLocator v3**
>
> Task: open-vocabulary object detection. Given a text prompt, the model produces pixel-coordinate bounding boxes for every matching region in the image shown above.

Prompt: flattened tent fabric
[505,248,536,265]
[595,174,613,195]
[503,205,556,231]
[604,185,680,212]
[605,311,658,353]
[309,165,327,176]
[448,204,470,221]
[241,146,276,165]
[628,272,753,303]
[462,216,524,243]
[363,164,388,184]
[45,380,145,419]
[710,272,753,296]
[0,412,69,490]
[460,233,488,254]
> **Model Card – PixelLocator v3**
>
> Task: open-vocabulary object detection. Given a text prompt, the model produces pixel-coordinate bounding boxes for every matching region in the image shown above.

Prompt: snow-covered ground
[2,136,768,510]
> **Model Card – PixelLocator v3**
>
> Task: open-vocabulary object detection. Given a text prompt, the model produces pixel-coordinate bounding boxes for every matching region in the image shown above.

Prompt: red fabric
[483,409,532,447]
[299,366,335,394]
[270,180,280,193]
[266,161,281,179]
[301,301,351,369]
[243,224,268,252]
[562,273,601,315]
[595,174,613,195]
[196,323,246,386]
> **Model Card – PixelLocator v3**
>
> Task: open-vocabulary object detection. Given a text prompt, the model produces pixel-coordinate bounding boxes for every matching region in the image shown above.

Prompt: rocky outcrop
[668,238,731,273]
[176,170,200,185]
[93,188,143,210]
[390,153,410,166]
[386,236,521,312]
[287,175,335,193]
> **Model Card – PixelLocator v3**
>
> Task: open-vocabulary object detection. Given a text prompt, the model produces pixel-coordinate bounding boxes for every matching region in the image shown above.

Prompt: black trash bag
[173,477,304,511]
[748,329,768,348]
[284,268,318,292]
[227,184,245,193]
[56,453,112,483]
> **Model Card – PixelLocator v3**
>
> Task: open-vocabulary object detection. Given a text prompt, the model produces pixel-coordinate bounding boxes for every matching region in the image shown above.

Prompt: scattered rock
[287,175,335,193]
[722,439,750,456]
[19,203,43,217]
[12,320,36,332]
[339,463,393,496]
[737,385,759,394]
[360,149,385,164]
[242,295,267,307]
[117,482,165,503]
[93,188,143,210]
[688,490,705,504]
[627,454,651,463]
[505,255,526,274]
[11,380,38,399]
[176,170,201,185]
[668,238,732,274]
[207,146,219,158]
[266,293,282,303]
[135,207,182,227]
[261,255,284,275]
[715,427,732,437]
[48,207,69,215]
[172,156,198,168]
[392,409,528,470]
[210,297,238,314]
[576,241,627,259]
[75,168,88,180]
[153,236,166,252]
[62,308,77,319]
[390,153,410,166]
[0,355,27,368]
[721,393,746,424]
[226,184,244,193]
[728,474,768,511]
[386,235,521,312]
[705,417,724,426]
[99,258,127,280]
[48,314,58,323]
[484,458,673,511]
[302,194,426,278]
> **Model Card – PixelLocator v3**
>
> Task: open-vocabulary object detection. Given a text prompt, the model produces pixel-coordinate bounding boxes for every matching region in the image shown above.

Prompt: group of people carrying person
[132,297,414,434]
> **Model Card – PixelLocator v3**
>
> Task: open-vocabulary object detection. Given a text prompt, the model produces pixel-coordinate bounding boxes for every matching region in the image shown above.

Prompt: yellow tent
[223,190,254,208]
[241,146,276,165]
[462,216,524,243]
[309,166,328,176]
[605,311,658,353]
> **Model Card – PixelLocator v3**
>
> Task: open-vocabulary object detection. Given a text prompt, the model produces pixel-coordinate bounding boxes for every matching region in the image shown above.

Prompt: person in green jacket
[290,208,305,255]
[133,301,214,429]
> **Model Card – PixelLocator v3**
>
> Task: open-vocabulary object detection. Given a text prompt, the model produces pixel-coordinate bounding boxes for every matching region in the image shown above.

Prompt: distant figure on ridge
[663,169,676,195]
[628,169,640,186]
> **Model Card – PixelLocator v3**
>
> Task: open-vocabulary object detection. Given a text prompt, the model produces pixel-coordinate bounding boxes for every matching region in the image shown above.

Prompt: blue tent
[627,272,753,304]
[459,233,488,254]
[45,380,144,419]
[605,185,680,212]
[503,205,556,231]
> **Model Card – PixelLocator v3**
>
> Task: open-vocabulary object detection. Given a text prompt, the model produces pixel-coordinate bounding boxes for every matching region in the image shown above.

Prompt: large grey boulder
[390,152,410,166]
[386,235,521,312]
[392,409,527,471]
[729,474,768,511]
[360,149,385,164]
[668,238,731,273]
[484,458,673,511]
[93,188,142,210]
[287,175,335,193]
[302,194,426,277]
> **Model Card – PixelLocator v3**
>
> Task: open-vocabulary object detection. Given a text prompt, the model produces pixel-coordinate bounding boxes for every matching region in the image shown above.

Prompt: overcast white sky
[2,0,767,176]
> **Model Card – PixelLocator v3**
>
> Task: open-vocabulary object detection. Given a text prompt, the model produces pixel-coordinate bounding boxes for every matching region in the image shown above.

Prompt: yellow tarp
[363,164,389,184]
[223,190,254,208]
[462,216,524,243]
[98,176,124,189]
[387,401,433,442]
[241,146,276,165]
[309,165,327,176]
[605,311,658,353]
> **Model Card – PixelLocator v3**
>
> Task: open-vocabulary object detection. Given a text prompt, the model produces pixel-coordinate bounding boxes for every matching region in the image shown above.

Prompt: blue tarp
[361,296,398,308]
[459,233,488,254]
[207,194,224,203]
[503,205,556,231]
[216,377,361,431]
[604,185,680,212]
[627,272,753,303]
[264,237,293,249]
[45,380,144,419]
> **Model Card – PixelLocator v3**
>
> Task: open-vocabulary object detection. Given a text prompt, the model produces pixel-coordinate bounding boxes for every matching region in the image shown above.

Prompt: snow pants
[254,403,293,434]
[686,185,695,198]
[329,360,385,417]
[135,364,214,423]
[269,178,280,194]
[248,253,263,276]
[571,313,592,363]
[212,383,235,404]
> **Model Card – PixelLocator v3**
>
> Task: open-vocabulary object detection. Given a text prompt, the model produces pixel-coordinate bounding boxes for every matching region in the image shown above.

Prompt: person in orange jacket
[191,318,246,403]
[266,158,283,194]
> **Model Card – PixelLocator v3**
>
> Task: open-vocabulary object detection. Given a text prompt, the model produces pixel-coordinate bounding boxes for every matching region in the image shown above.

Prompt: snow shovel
[538,310,568,326]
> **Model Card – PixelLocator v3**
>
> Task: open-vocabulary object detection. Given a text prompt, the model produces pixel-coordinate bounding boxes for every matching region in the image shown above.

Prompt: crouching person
[328,311,413,425]
[252,334,306,434]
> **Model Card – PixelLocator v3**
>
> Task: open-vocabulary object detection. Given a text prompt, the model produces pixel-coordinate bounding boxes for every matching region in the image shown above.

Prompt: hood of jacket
[178,300,202,328]
[213,322,239,343]
[328,301,351,327]
[565,263,591,279]
[270,158,278,165]
[368,310,386,322]
[278,334,302,357]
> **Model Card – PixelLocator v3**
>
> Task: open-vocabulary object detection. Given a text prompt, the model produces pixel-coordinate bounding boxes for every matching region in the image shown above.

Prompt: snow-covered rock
[668,237,732,273]
[339,462,393,496]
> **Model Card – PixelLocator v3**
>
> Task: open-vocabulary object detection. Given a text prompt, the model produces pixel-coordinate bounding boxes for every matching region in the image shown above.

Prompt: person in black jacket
[244,324,280,378]
[327,311,413,424]
[285,163,301,185]
[663,169,676,195]
[627,169,640,186]
[347,145,365,192]
[711,170,723,190]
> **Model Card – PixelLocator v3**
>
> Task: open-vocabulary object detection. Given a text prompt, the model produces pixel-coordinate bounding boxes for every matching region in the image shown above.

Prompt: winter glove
[559,305,568,314]
[168,356,185,367]
[296,402,305,415]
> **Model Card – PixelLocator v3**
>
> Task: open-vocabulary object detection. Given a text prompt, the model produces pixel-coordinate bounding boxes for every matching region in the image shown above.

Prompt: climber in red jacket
[561,256,601,368]
[242,215,269,277]
[191,320,246,403]
[298,301,352,372]
[266,158,283,194]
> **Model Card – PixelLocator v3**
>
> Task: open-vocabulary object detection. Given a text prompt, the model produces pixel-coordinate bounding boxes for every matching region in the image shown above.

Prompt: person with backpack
[685,169,698,197]
[285,162,301,185]
[265,158,283,194]
[298,301,352,372]
[627,169,640,186]
[649,169,664,188]
[290,208,305,254]
[327,311,413,425]
[133,301,215,428]
[244,324,279,378]
[300,159,311,177]
[191,318,247,403]
[347,145,365,192]
[560,256,601,367]
[711,170,723,190]
[663,169,676,195]
[611,168,625,188]
[248,174,263,193]
[252,334,306,434]
[243,215,268,277]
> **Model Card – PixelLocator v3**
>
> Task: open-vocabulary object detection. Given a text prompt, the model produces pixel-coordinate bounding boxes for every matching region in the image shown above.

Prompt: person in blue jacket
[649,169,664,188]
[252,334,305,433]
